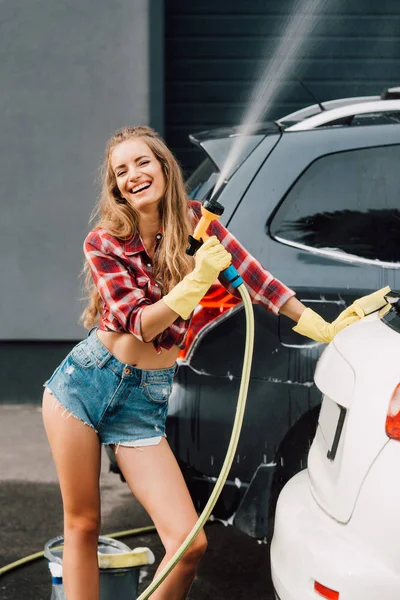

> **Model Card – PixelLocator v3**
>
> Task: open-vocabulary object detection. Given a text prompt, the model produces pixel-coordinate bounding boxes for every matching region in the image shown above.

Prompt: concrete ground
[0,405,275,599]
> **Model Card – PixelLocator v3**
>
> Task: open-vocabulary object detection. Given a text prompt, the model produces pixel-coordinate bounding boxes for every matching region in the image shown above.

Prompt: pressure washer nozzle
[202,198,225,216]
[186,198,226,256]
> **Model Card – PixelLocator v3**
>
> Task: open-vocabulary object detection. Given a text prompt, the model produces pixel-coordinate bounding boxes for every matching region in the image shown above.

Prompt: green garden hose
[137,282,254,599]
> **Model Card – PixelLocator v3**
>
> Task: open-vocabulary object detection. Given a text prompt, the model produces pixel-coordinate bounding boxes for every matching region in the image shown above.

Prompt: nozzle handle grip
[186,202,225,256]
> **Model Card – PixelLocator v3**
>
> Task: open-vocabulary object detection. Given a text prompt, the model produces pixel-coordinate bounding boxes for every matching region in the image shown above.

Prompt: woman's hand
[162,236,231,320]
[192,236,232,283]
[292,286,391,343]
[345,285,391,318]
[292,307,359,343]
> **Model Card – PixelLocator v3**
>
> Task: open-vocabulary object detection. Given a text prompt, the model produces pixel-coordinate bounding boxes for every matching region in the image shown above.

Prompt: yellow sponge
[98,547,155,569]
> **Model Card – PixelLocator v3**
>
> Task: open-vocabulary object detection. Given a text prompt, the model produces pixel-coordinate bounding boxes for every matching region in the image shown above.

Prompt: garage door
[165,0,400,174]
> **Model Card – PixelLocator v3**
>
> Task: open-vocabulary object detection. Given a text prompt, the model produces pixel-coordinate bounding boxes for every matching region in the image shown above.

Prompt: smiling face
[110,138,166,212]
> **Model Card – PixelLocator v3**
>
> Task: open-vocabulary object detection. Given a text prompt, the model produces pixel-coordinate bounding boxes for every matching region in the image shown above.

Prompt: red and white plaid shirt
[83,200,295,354]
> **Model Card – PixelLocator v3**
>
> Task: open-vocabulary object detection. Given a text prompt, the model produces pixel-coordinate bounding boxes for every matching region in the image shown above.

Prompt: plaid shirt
[83,200,295,354]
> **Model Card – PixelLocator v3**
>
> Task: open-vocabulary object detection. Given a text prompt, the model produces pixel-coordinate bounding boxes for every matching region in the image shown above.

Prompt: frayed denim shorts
[43,328,177,448]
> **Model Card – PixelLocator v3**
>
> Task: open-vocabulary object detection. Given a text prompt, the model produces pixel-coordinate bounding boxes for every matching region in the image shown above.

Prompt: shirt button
[124,367,132,375]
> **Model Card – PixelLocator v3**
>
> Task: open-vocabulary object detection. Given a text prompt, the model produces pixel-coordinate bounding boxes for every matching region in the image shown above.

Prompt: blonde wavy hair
[80,126,195,329]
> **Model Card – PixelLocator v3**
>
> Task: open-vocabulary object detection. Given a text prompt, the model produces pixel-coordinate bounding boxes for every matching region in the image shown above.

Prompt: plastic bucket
[44,535,148,600]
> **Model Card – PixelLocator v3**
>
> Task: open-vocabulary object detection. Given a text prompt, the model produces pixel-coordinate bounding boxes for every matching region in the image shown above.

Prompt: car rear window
[270,144,400,264]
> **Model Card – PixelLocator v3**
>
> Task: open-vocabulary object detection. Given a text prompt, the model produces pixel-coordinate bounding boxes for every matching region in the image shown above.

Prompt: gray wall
[1,0,164,341]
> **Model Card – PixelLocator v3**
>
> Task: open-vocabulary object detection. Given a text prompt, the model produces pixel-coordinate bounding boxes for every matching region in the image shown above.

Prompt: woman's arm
[142,284,306,343]
[278,295,306,323]
[202,204,296,315]
[143,237,232,341]
[140,300,179,343]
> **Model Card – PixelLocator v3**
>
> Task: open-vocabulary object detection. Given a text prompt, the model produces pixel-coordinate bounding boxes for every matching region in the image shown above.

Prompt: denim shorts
[43,328,177,447]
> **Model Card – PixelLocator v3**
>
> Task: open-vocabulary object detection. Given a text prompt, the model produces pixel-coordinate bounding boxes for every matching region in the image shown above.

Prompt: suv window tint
[270,145,400,263]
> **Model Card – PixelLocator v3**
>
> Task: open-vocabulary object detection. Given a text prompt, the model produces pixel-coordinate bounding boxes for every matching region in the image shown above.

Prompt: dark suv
[165,90,400,540]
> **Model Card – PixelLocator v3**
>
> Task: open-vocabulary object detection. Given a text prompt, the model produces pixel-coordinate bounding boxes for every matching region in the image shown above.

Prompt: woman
[42,126,387,600]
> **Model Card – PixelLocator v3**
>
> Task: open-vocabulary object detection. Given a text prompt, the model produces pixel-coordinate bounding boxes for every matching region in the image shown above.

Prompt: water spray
[212,0,328,198]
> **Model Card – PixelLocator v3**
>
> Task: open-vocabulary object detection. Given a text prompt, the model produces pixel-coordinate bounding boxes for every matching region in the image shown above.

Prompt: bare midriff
[96,329,180,370]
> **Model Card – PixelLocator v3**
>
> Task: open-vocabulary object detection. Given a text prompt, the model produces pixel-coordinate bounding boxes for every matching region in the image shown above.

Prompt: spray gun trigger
[186,235,204,256]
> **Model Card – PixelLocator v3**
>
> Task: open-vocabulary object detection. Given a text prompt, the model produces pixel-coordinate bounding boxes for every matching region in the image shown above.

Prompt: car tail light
[386,383,400,439]
[314,581,339,599]
[178,281,241,361]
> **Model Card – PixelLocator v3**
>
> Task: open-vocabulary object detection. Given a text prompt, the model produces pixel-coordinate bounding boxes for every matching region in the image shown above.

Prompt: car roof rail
[283,99,400,131]
[277,96,379,125]
[278,87,400,131]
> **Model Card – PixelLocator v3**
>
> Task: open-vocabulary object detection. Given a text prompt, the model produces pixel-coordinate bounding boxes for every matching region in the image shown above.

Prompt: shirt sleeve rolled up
[208,218,295,315]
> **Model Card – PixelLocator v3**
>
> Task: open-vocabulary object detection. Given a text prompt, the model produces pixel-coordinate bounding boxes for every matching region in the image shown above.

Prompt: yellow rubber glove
[162,236,231,319]
[349,285,391,317]
[293,307,359,343]
[293,286,391,343]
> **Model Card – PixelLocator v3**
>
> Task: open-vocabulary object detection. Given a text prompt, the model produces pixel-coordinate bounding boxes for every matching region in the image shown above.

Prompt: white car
[270,299,400,600]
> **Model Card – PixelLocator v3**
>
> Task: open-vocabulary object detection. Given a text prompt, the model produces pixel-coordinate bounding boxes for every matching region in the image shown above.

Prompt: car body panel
[309,315,400,523]
[271,312,400,599]
[271,468,400,600]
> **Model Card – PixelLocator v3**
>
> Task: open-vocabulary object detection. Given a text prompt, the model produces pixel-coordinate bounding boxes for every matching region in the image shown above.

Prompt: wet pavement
[0,405,275,599]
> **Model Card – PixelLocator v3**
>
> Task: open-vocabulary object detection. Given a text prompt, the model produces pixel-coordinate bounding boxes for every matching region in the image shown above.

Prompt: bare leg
[42,389,102,600]
[114,439,207,600]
